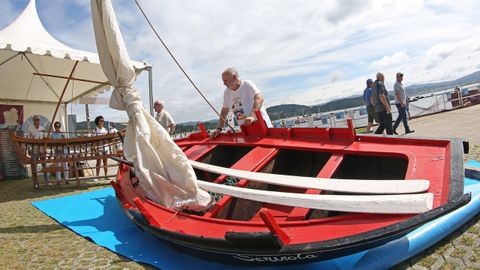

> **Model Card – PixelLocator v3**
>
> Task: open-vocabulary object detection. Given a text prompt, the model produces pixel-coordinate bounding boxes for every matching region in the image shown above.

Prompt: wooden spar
[47,61,79,138]
[33,72,111,86]
[190,160,430,194]
[197,181,434,214]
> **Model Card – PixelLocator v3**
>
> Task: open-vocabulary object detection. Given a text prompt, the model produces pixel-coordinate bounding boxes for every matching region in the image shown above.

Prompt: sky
[1,0,480,123]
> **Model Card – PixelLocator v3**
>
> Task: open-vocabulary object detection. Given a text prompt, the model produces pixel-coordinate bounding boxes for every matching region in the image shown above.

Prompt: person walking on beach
[154,100,176,136]
[392,73,414,135]
[363,78,378,133]
[210,68,272,139]
[371,72,393,135]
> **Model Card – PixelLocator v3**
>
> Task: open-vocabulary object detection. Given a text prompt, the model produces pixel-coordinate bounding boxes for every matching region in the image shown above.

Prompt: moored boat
[111,117,470,266]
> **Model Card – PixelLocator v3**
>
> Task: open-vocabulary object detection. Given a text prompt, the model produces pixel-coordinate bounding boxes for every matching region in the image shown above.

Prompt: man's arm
[394,84,404,107]
[251,93,264,114]
[395,91,404,107]
[245,93,264,125]
[217,107,230,129]
[168,123,176,135]
[210,107,229,139]
[379,87,391,113]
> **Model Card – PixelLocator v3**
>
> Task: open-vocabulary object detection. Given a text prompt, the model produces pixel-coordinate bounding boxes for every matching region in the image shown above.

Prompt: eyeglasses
[54,125,61,128]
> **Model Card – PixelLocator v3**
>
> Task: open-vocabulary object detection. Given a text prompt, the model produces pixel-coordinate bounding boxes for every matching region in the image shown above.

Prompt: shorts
[367,105,379,123]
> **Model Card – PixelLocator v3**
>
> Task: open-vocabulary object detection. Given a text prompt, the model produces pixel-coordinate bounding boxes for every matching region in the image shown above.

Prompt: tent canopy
[0,0,150,123]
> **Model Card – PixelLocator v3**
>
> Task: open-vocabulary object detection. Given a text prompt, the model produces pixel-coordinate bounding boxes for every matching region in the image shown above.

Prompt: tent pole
[32,72,112,85]
[0,52,22,66]
[85,104,91,132]
[47,61,79,137]
[148,66,153,116]
[64,103,68,137]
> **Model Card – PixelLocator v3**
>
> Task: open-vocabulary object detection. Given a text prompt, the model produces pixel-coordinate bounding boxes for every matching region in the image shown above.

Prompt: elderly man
[154,100,176,135]
[26,115,49,187]
[210,68,272,139]
[371,72,393,135]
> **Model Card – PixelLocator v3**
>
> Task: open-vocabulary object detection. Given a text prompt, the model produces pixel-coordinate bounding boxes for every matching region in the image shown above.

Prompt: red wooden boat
[112,117,469,266]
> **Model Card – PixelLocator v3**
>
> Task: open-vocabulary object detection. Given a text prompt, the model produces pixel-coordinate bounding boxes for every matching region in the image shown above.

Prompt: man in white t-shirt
[154,100,176,135]
[26,115,49,186]
[210,68,272,139]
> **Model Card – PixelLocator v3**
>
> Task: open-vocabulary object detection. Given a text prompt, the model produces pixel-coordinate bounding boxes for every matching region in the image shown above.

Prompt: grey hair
[154,100,165,107]
[223,67,239,77]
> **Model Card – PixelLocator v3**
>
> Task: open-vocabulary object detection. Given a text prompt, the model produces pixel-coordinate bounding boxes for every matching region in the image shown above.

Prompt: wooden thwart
[190,160,430,194]
[197,181,434,214]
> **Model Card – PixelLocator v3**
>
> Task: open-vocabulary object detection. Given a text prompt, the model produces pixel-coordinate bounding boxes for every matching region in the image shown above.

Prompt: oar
[197,181,433,214]
[191,160,430,194]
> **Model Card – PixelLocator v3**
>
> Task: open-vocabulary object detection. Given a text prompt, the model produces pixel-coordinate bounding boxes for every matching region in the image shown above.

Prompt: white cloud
[369,52,410,70]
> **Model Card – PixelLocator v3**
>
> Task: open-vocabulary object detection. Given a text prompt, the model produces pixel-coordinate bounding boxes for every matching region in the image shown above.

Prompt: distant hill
[266,104,311,120]
[175,119,218,133]
[406,71,480,96]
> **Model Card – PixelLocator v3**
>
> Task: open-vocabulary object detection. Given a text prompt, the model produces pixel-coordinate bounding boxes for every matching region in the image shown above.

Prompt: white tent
[0,0,151,127]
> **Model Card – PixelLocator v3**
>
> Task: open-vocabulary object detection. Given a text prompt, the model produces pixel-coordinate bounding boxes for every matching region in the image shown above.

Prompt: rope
[133,0,235,132]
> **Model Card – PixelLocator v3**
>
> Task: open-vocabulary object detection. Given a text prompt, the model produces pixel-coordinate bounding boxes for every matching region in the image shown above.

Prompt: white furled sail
[90,0,212,211]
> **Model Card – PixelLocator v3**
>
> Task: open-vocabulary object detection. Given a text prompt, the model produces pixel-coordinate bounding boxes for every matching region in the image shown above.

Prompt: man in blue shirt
[363,78,378,133]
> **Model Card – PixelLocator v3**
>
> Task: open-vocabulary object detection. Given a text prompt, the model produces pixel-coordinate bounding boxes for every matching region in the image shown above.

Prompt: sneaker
[393,130,398,135]
[406,130,415,134]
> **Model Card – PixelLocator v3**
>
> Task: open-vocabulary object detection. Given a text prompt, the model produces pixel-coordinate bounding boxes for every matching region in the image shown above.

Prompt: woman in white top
[94,115,108,178]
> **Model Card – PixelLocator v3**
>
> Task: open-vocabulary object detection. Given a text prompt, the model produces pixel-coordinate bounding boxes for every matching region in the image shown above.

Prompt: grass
[0,178,155,270]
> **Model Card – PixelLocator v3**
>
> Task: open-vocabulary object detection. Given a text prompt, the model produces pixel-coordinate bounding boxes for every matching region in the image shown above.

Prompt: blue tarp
[32,160,480,270]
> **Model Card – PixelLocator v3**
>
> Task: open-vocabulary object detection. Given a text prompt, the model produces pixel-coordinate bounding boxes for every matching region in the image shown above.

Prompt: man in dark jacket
[370,72,393,135]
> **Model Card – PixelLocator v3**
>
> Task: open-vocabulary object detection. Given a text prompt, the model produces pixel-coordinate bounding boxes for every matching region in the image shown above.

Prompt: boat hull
[112,122,468,266]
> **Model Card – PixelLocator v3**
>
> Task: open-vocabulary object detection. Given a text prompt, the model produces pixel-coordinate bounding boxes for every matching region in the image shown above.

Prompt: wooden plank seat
[10,131,124,188]
[202,146,278,218]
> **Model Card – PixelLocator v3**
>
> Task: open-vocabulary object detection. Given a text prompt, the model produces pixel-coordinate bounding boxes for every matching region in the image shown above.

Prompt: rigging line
[133,0,235,132]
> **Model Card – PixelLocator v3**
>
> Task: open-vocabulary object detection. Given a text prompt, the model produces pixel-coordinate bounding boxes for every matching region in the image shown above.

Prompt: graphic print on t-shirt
[231,97,245,121]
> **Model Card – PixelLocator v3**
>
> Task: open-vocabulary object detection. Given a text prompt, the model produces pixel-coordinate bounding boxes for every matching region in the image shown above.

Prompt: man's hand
[209,128,222,140]
[244,116,255,125]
